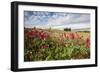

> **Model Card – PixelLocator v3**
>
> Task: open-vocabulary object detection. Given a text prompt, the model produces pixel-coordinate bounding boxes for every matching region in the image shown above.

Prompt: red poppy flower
[69,33,75,39]
[86,37,90,48]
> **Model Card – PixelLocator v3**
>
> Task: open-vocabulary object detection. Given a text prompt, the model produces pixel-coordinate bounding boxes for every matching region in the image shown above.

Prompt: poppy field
[24,28,90,61]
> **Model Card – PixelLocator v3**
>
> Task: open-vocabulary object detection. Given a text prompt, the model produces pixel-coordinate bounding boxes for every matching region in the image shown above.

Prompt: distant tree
[64,28,71,31]
[33,27,36,29]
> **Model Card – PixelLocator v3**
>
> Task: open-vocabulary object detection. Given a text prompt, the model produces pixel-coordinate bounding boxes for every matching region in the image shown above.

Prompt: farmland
[24,27,90,62]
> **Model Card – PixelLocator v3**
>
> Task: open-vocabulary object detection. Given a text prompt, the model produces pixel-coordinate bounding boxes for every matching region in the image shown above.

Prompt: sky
[24,11,90,30]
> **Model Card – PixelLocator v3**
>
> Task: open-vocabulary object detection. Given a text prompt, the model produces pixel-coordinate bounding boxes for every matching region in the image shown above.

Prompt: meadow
[24,27,90,61]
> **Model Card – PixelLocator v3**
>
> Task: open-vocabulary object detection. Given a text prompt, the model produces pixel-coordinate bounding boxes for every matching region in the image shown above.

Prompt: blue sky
[24,11,90,29]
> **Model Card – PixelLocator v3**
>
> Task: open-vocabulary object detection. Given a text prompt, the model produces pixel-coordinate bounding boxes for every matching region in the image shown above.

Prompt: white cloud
[48,13,90,25]
[24,11,90,29]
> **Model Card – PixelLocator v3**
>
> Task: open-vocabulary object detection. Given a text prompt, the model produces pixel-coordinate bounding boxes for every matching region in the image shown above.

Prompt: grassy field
[24,28,90,61]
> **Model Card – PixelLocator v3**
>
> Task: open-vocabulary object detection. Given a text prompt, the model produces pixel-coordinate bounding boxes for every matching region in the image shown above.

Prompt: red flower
[86,37,90,48]
[63,33,69,39]
[41,44,48,49]
[69,33,75,39]
[39,32,49,40]
[27,31,35,38]
[27,29,49,40]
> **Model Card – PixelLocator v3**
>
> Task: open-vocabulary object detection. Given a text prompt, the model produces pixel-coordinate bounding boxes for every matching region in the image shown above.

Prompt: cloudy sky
[24,11,90,30]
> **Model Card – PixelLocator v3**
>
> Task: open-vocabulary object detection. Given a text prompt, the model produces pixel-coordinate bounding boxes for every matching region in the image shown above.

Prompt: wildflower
[41,44,48,49]
[86,37,90,48]
[27,29,49,40]
[64,33,69,39]
[69,33,75,39]
[27,31,35,38]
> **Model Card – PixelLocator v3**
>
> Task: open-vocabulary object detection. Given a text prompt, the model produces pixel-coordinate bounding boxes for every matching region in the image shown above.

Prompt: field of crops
[24,28,90,61]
